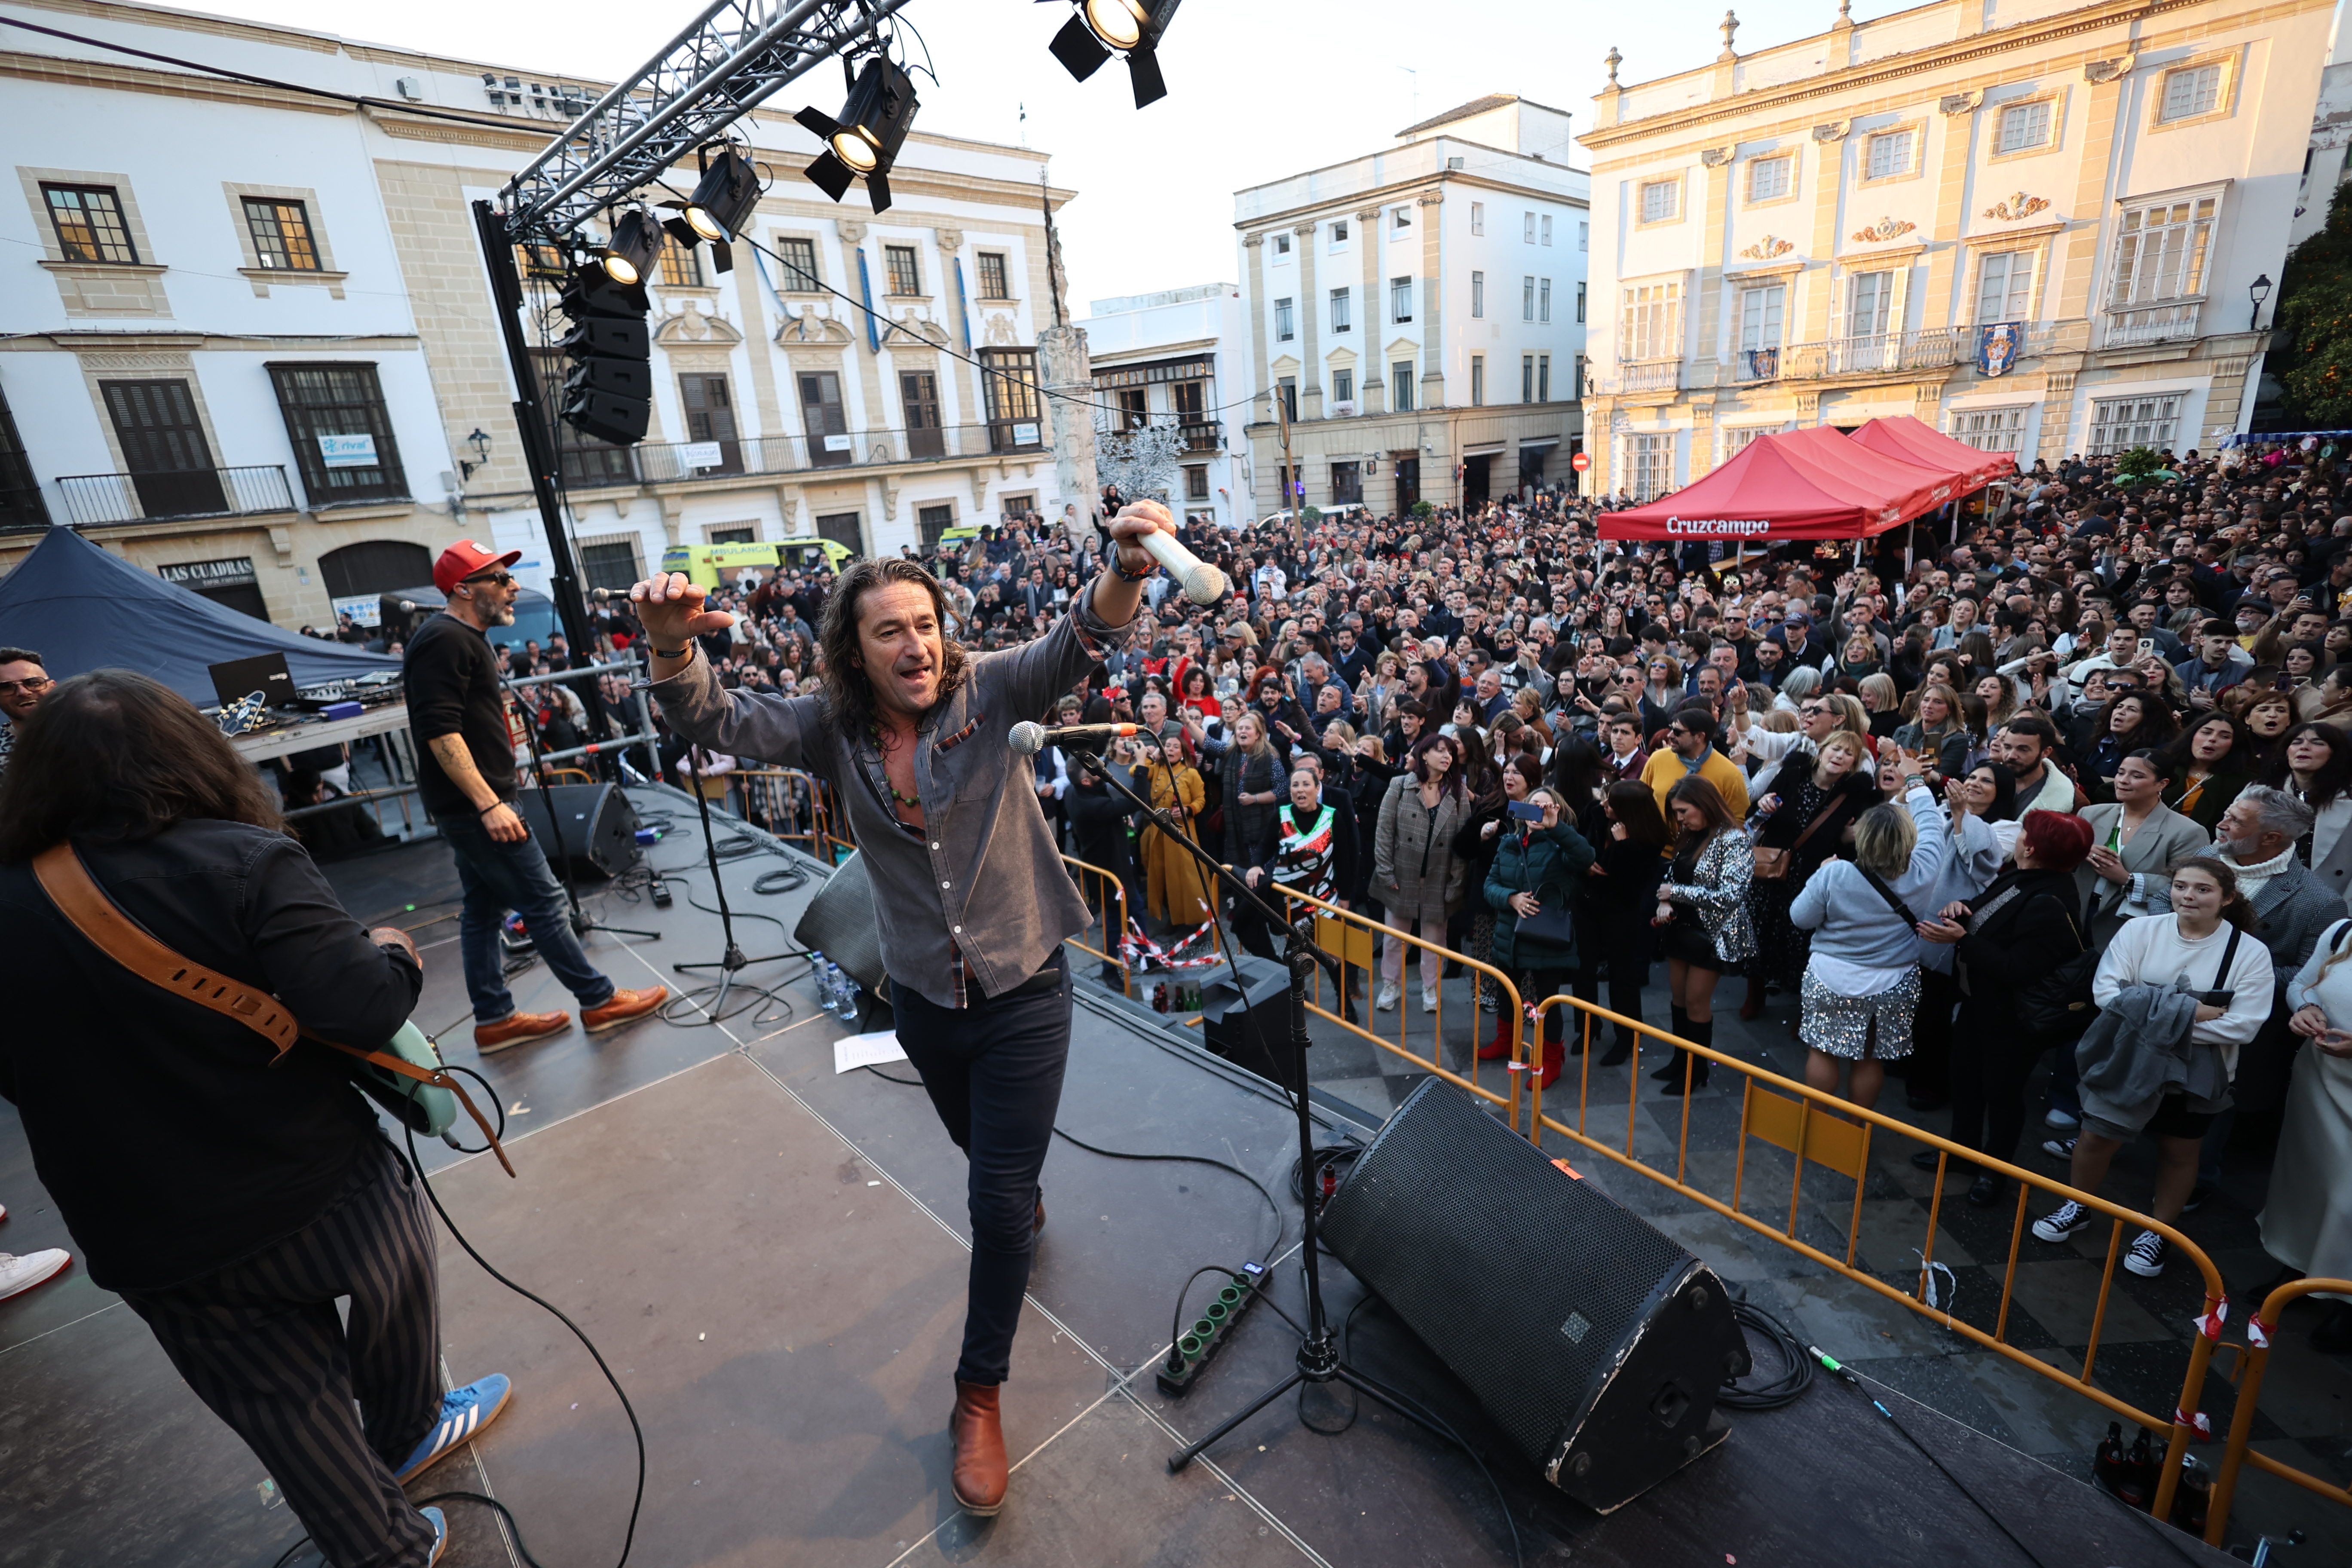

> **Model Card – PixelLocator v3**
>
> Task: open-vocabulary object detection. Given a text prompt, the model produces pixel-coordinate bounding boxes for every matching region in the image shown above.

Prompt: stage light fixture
[598,208,663,287]
[1044,0,1180,108]
[684,147,761,242]
[795,56,919,214]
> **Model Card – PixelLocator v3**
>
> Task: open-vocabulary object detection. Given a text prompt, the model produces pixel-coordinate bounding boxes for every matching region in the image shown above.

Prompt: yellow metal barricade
[2208,1277,2352,1547]
[1526,992,2230,1525]
[1059,854,1132,995]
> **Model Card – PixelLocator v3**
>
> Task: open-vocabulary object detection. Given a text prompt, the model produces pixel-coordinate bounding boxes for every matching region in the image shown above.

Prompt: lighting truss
[496,0,914,245]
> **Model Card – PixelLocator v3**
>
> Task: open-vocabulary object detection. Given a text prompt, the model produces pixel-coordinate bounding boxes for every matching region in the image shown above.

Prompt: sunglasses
[463,570,517,589]
[0,675,52,697]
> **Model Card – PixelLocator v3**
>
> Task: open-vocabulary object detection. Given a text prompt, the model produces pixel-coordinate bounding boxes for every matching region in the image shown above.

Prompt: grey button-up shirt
[649,588,1136,1008]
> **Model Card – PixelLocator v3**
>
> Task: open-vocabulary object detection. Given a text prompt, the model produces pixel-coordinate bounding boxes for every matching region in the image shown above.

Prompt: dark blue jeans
[890,949,1071,1387]
[437,810,616,1026]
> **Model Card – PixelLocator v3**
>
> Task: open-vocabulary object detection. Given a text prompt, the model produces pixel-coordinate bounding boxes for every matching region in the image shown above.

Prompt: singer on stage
[629,499,1175,1517]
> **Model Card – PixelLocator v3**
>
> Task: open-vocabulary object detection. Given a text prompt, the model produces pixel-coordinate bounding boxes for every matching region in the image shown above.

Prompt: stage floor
[0,796,2273,1564]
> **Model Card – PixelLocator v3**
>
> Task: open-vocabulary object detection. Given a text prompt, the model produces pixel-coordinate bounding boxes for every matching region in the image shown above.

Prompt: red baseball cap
[433,539,523,594]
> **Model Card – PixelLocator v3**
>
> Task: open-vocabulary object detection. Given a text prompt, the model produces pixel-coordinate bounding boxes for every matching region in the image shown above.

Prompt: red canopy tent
[1595,426,1957,543]
[1847,414,2017,490]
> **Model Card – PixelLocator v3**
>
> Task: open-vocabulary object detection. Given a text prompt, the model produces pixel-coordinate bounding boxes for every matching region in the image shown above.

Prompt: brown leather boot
[949,1379,1008,1515]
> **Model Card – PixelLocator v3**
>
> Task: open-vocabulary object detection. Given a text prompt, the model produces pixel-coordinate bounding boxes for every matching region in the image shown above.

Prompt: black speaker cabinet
[515,783,640,881]
[1199,954,1298,1093]
[1320,1078,1750,1514]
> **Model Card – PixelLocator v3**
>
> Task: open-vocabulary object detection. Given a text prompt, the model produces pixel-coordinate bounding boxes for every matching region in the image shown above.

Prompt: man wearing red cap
[404,541,664,1050]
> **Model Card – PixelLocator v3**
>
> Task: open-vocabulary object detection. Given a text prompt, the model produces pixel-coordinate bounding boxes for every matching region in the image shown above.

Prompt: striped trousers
[120,1138,442,1568]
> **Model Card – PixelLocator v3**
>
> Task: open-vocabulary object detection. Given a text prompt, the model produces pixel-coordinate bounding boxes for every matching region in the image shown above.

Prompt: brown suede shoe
[949,1379,1008,1516]
[582,985,667,1032]
[474,1009,570,1054]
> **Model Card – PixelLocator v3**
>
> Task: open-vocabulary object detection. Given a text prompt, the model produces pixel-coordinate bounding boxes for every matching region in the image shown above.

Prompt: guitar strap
[31,842,513,1176]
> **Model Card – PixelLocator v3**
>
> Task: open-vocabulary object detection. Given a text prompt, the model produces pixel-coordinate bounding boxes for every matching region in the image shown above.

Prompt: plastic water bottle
[811,952,835,1014]
[832,964,857,1019]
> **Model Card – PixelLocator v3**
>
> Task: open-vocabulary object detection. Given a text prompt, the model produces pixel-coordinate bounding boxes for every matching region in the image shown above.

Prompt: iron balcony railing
[1590,358,1682,395]
[0,484,51,533]
[559,420,1045,489]
[2104,297,2204,348]
[1728,322,2078,384]
[54,464,296,526]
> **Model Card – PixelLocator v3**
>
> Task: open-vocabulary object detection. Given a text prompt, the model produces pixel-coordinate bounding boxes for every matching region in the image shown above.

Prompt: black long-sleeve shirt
[0,821,421,1289]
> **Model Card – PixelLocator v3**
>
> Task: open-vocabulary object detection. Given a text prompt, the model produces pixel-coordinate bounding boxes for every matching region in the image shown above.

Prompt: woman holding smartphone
[1480,784,1594,1086]
[2033,858,2274,1279]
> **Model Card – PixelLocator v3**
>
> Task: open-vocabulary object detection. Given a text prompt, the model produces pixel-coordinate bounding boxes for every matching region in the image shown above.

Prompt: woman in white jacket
[2032,858,2274,1279]
[2255,916,2352,1351]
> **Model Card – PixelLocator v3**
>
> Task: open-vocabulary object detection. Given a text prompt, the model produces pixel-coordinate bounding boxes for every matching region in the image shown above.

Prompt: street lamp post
[2250,273,2274,333]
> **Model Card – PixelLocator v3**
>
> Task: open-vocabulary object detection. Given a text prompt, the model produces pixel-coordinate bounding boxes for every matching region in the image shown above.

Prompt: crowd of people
[701,446,2352,1348]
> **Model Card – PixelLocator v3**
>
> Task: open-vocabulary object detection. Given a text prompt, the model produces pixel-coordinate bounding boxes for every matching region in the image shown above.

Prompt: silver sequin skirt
[1798,964,1920,1061]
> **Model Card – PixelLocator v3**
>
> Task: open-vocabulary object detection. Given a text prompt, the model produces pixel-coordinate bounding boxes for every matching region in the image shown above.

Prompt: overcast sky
[209,0,1908,308]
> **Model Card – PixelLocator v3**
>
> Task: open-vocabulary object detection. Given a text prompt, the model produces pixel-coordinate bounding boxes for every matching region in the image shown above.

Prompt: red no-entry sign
[1569,451,1591,472]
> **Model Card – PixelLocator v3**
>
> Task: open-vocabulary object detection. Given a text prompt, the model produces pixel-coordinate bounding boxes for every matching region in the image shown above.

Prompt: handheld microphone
[1131,531,1228,606]
[1008,721,1139,755]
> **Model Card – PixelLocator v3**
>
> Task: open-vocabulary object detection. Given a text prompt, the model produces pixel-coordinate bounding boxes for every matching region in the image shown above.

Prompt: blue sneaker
[422,1505,448,1567]
[395,1374,512,1484]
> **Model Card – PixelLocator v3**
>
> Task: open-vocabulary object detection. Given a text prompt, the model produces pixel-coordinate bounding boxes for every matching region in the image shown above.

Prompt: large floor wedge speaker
[1320,1079,1750,1514]
[514,784,640,881]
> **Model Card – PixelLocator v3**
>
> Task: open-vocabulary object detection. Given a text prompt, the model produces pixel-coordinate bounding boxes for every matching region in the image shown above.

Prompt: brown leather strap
[33,842,300,1057]
[31,841,515,1178]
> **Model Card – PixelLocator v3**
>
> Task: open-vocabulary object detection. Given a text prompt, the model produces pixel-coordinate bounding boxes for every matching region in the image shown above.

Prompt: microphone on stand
[1008,721,1139,756]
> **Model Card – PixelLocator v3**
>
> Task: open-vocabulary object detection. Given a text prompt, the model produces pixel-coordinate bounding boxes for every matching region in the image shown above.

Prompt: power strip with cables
[1157,1259,1269,1397]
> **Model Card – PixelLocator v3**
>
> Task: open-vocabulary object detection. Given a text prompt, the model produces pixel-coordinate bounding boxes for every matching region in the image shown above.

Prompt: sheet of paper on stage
[833,1030,910,1073]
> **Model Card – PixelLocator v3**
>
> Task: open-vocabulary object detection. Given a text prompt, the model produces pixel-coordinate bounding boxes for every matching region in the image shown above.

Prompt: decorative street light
[2251,273,2274,332]
[460,428,492,479]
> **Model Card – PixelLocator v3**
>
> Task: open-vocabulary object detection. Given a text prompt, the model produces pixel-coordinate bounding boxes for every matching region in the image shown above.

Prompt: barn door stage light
[1045,0,1181,108]
[795,56,919,213]
[598,207,664,287]
[661,145,760,273]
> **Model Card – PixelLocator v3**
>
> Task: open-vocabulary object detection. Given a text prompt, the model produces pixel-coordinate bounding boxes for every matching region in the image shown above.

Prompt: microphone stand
[668,743,801,1021]
[1059,744,1461,1470]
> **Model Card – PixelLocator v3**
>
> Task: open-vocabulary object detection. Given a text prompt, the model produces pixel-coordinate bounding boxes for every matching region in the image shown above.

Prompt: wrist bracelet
[479,801,505,817]
[1111,554,1154,584]
[652,643,691,660]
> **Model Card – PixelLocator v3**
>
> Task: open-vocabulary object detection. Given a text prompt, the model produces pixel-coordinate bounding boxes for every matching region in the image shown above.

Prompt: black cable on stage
[398,1119,647,1568]
[1048,1125,1283,1258]
[1718,1300,1812,1412]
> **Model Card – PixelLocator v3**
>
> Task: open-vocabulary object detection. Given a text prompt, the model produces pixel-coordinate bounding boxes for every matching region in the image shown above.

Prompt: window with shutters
[1331,368,1353,404]
[1951,407,2027,453]
[242,198,320,270]
[578,537,644,593]
[1391,361,1414,413]
[1329,461,1360,504]
[1638,179,1678,224]
[1470,202,1484,236]
[267,362,407,503]
[1522,354,1535,404]
[1627,433,1674,502]
[1747,156,1792,204]
[1974,251,2034,322]
[1390,276,1413,323]
[1738,285,1785,381]
[1578,221,1589,250]
[1185,465,1211,500]
[1722,426,1774,463]
[1619,280,1680,361]
[678,375,743,473]
[1847,271,1895,337]
[43,184,138,263]
[1329,287,1351,333]
[979,348,1042,452]
[2087,394,2182,454]
[1541,214,1553,246]
[1469,356,1483,407]
[1524,211,1537,244]
[1471,271,1485,318]
[2110,195,2217,305]
[884,244,922,296]
[1538,355,1550,403]
[1274,297,1294,341]
[1577,281,1586,323]
[1995,101,2051,155]
[658,244,704,287]
[977,251,1010,298]
[777,236,821,291]
[918,503,956,548]
[1523,276,1536,322]
[1863,129,1914,181]
[1539,279,1551,324]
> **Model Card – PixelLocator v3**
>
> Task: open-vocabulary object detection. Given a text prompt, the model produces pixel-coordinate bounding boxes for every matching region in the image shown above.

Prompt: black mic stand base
[666,746,804,1025]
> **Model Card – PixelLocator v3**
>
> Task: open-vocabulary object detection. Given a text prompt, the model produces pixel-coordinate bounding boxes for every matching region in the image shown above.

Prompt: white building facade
[1075,284,1254,530]
[1580,0,2336,502]
[0,0,1071,625]
[1234,95,1588,518]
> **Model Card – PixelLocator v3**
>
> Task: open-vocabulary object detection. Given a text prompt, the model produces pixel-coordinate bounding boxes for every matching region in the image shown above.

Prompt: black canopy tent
[0,527,398,706]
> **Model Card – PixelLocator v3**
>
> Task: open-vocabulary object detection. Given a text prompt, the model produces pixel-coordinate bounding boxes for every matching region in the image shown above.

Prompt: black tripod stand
[505,669,658,946]
[668,744,799,1020]
[1062,748,1467,1471]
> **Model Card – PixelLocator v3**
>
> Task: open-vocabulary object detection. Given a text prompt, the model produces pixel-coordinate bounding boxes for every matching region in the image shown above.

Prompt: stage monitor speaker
[1199,954,1298,1093]
[515,783,640,882]
[1320,1078,1749,1514]
[794,851,885,996]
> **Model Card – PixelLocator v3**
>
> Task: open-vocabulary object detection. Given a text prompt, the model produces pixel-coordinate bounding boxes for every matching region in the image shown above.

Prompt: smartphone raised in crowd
[1507,800,1546,823]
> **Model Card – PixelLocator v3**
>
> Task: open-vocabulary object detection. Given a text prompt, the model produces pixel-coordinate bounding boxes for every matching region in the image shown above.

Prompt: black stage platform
[0,790,2238,1567]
